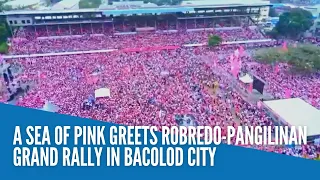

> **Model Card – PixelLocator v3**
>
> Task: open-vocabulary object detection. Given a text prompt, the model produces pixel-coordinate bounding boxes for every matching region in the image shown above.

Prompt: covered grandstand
[1,0,271,37]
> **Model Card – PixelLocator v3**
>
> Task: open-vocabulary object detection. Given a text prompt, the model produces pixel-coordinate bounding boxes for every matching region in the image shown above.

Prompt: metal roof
[1,3,271,16]
[102,7,194,15]
[2,9,99,15]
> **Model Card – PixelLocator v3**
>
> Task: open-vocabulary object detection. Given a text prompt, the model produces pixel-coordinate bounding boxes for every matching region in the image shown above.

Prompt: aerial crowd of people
[1,21,319,160]
[10,26,264,55]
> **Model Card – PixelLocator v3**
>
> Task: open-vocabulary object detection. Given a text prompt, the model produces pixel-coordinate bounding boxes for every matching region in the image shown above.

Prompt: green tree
[269,8,278,17]
[0,23,8,41]
[79,0,102,9]
[0,0,7,11]
[266,28,280,39]
[0,42,8,54]
[1,0,26,11]
[275,8,313,39]
[208,35,222,47]
[254,44,320,73]
[0,23,9,54]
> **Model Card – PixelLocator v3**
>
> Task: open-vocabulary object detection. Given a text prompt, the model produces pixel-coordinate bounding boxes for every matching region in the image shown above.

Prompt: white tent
[263,98,320,137]
[239,74,253,84]
[95,88,111,98]
[41,101,60,113]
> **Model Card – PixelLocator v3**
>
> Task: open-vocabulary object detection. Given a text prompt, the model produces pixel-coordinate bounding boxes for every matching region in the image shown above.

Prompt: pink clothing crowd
[10,27,264,55]
[1,28,319,160]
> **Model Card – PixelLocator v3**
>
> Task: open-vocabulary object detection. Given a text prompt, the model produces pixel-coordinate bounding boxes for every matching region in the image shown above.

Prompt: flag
[213,57,217,67]
[285,89,291,98]
[248,83,253,93]
[231,66,239,77]
[230,54,240,77]
[274,64,279,73]
[282,42,288,52]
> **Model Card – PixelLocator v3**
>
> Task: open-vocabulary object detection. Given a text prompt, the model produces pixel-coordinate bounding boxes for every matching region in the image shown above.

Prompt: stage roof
[263,98,320,137]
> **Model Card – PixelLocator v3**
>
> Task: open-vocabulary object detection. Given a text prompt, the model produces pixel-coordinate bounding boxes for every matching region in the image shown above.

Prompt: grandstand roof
[101,7,194,15]
[1,1,271,16]
[181,0,270,6]
[1,8,98,15]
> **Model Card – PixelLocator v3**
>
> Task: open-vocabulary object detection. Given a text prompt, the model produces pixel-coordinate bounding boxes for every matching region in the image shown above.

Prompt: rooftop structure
[263,98,320,138]
[3,0,42,9]
[51,0,80,10]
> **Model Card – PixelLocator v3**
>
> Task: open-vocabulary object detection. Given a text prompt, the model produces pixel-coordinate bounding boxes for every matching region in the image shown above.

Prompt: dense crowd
[1,25,320,160]
[250,63,320,109]
[10,25,265,55]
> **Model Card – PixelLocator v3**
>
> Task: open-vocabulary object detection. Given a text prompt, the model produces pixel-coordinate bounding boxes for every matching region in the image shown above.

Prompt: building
[99,1,157,9]
[3,0,42,9]
[302,5,320,36]
[1,2,271,36]
[51,0,80,10]
[181,0,271,23]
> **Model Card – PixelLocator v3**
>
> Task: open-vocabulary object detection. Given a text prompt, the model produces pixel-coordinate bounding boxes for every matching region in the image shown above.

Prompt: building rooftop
[1,0,271,16]
[181,0,270,6]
